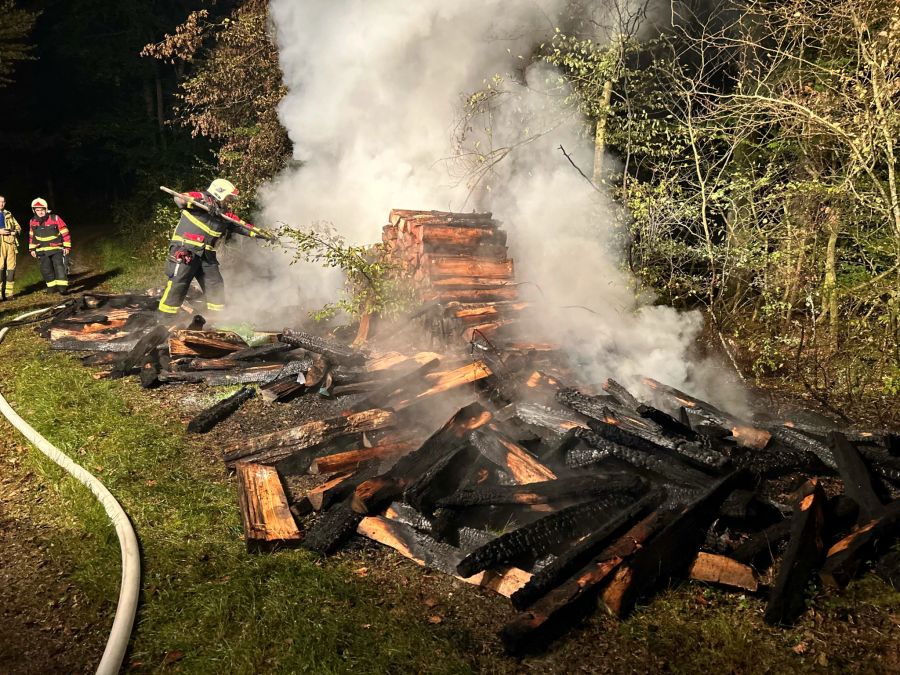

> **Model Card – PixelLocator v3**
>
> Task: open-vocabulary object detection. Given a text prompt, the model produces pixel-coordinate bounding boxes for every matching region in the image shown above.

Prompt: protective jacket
[158,191,263,315]
[169,191,264,258]
[0,210,20,247]
[29,213,71,254]
[0,210,21,299]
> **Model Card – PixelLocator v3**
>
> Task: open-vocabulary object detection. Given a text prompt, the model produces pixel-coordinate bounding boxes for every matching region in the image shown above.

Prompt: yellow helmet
[208,179,239,202]
[31,197,49,210]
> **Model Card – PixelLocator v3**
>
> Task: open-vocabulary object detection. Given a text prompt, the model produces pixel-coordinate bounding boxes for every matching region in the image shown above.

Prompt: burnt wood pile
[382,209,527,343]
[31,235,900,655]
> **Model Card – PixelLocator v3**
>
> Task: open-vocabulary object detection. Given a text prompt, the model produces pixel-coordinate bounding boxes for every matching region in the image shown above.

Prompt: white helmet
[208,179,239,203]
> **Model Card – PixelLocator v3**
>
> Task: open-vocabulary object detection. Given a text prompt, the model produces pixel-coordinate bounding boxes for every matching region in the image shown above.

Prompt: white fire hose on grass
[0,306,140,675]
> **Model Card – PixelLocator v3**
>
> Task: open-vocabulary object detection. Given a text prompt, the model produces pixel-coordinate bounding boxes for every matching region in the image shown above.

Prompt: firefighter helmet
[208,179,239,202]
[31,197,49,210]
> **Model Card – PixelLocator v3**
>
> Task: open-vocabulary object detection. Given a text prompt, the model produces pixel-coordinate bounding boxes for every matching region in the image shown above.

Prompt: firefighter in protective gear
[157,179,269,316]
[0,195,22,300]
[28,198,71,293]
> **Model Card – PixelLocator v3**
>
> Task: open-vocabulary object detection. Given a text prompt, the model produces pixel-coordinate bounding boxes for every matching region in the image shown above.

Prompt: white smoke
[224,0,750,415]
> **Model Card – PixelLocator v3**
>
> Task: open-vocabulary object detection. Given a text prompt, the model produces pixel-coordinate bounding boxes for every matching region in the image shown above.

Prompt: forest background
[1,0,897,424]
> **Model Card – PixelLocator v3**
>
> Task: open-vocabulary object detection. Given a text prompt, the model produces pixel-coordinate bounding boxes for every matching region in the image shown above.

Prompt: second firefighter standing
[158,178,272,317]
[0,195,22,300]
[29,197,72,293]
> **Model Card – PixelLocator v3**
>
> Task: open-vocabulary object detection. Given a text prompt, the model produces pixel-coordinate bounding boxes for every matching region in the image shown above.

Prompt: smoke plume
[224,0,750,415]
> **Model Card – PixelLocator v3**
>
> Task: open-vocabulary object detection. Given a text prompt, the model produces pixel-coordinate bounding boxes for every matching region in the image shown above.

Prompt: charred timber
[828,431,885,521]
[301,502,363,555]
[258,374,306,403]
[348,358,441,412]
[159,360,309,387]
[769,426,837,470]
[509,489,664,611]
[437,474,647,509]
[404,444,475,513]
[187,386,255,434]
[280,329,366,365]
[223,408,395,467]
[470,428,557,484]
[500,508,673,655]
[350,403,492,514]
[456,492,643,578]
[763,478,826,625]
[600,470,747,618]
[819,500,900,588]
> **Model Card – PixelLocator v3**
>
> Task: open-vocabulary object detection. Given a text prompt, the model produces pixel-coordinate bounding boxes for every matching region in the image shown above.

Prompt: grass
[0,329,479,673]
[1,243,898,674]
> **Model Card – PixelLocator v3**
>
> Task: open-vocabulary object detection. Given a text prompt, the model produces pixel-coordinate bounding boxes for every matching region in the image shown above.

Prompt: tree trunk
[822,206,840,350]
[592,78,614,185]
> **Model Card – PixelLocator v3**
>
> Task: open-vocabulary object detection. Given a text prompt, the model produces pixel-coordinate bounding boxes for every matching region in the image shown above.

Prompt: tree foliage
[142,0,291,213]
[0,0,39,87]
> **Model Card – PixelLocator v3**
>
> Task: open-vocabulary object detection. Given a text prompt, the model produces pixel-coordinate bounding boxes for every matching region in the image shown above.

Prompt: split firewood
[235,462,302,552]
[470,427,557,484]
[730,519,792,570]
[429,287,520,303]
[259,374,306,403]
[600,471,746,618]
[351,403,492,514]
[309,440,417,475]
[304,354,330,388]
[819,500,900,588]
[168,329,249,358]
[223,408,395,467]
[292,472,355,515]
[509,489,664,611]
[500,508,673,655]
[424,255,514,279]
[688,552,759,593]
[301,502,363,555]
[357,516,531,598]
[348,357,441,412]
[187,386,255,434]
[224,342,293,362]
[392,361,492,409]
[456,492,644,579]
[403,444,475,513]
[109,324,170,378]
[763,478,827,625]
[280,328,366,365]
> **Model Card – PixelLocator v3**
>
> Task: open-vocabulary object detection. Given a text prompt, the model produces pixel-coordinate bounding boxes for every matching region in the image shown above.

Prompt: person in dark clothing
[157,179,272,316]
[28,197,71,293]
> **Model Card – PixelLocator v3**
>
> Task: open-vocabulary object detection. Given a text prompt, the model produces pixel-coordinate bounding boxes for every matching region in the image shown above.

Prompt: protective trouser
[158,248,226,315]
[0,241,15,298]
[37,250,68,292]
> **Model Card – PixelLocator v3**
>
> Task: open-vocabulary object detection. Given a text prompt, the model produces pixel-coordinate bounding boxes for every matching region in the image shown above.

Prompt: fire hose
[0,306,140,675]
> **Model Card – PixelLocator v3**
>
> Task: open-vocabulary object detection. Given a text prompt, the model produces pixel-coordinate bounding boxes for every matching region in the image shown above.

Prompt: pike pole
[159,185,279,242]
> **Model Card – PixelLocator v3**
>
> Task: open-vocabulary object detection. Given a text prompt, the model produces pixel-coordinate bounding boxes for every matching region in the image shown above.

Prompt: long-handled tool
[159,185,278,241]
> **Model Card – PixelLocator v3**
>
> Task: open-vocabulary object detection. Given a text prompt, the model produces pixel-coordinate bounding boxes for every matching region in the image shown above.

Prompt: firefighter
[157,179,270,316]
[28,198,71,294]
[0,195,22,300]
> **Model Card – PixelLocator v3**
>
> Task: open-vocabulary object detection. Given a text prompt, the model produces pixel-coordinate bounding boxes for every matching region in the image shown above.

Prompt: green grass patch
[0,328,478,673]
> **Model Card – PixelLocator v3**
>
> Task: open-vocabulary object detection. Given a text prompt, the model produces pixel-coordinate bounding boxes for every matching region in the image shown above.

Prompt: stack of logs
[382,209,525,343]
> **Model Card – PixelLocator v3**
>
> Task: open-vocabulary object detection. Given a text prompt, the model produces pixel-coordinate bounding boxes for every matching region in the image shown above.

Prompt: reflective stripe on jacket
[29,214,71,253]
[1,210,21,247]
[169,191,264,254]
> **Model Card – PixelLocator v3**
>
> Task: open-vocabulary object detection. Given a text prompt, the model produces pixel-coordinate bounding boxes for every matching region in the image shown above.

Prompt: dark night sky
[0,0,215,224]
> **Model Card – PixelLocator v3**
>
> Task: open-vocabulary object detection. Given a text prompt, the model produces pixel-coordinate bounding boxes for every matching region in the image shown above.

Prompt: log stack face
[383,209,522,340]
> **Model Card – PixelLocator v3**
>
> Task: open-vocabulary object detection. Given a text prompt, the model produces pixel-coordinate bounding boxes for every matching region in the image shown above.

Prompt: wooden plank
[357,516,531,597]
[235,462,302,552]
[424,255,514,279]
